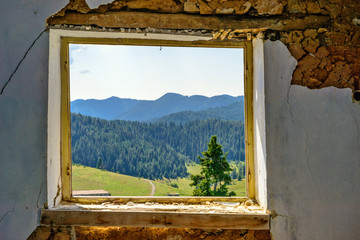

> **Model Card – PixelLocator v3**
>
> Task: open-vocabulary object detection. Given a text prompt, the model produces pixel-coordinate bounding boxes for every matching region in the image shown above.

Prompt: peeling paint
[53,176,62,207]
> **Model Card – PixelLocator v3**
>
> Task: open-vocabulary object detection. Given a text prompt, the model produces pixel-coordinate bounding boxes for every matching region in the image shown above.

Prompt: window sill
[41,202,269,230]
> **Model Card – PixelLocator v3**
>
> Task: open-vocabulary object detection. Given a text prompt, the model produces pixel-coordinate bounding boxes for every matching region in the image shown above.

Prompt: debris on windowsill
[53,200,264,214]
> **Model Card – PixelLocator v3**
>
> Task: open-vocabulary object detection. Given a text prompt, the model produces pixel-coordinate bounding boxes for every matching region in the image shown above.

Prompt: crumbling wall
[1,0,359,240]
[281,1,360,91]
[284,29,360,90]
[28,226,271,240]
[263,39,360,240]
[76,227,271,240]
[47,0,360,93]
[50,0,287,16]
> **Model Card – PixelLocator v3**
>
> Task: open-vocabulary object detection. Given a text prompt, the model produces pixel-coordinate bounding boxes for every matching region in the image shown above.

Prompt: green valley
[71,113,245,180]
[72,164,246,197]
[71,95,246,197]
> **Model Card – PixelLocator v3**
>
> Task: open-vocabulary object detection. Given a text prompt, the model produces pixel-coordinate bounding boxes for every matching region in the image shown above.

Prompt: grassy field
[72,165,151,196]
[186,162,202,175]
[72,164,246,197]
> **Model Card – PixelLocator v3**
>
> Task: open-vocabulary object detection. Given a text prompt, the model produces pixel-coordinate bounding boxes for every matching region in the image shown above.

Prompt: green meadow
[72,164,246,197]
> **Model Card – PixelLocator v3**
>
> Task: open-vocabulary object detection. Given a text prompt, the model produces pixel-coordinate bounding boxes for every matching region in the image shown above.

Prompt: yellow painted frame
[60,36,254,204]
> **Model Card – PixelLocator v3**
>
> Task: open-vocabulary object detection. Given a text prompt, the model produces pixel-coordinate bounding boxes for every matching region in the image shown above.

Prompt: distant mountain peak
[158,92,185,100]
[162,92,183,97]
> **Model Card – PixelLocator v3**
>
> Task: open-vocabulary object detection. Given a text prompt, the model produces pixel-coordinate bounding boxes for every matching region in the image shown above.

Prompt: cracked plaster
[0,1,68,239]
[0,30,45,95]
[0,207,15,225]
[264,40,360,240]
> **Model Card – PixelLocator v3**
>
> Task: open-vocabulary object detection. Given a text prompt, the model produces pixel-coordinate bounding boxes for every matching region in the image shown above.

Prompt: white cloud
[70,44,87,53]
[79,70,90,74]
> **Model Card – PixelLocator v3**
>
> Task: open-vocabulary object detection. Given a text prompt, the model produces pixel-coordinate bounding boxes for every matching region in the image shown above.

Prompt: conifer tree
[190,136,235,196]
[231,168,238,180]
[96,158,103,169]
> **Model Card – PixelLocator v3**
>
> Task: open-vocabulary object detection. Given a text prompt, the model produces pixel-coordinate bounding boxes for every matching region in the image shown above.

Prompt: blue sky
[69,44,244,101]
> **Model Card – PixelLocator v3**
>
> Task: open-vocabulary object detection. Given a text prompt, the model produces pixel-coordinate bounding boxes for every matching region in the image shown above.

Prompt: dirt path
[144,179,156,196]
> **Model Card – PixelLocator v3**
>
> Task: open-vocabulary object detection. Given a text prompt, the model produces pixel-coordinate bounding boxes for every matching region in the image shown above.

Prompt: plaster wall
[253,38,267,208]
[1,1,360,239]
[0,1,67,239]
[264,40,360,239]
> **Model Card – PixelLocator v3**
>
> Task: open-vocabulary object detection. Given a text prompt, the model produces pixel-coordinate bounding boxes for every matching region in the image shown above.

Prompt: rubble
[55,201,265,214]
[29,226,271,240]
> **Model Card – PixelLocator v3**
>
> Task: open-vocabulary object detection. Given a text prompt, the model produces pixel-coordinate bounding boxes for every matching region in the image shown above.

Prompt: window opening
[59,37,253,202]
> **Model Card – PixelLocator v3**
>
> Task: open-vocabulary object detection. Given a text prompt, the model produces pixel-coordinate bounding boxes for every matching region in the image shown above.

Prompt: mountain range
[71,93,244,122]
[70,92,246,180]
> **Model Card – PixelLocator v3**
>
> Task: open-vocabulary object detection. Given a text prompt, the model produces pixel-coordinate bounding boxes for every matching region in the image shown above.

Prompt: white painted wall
[263,40,360,239]
[253,37,267,208]
[0,1,67,239]
[86,0,113,9]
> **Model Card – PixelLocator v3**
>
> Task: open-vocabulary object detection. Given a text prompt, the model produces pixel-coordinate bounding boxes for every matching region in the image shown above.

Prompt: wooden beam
[41,210,269,230]
[47,12,330,31]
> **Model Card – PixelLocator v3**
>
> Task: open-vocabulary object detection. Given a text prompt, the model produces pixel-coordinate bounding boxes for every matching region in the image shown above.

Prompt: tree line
[71,113,245,180]
[152,101,244,125]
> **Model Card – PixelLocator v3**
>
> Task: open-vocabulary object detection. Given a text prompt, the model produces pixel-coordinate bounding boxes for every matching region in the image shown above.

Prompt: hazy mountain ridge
[71,97,142,120]
[71,93,242,121]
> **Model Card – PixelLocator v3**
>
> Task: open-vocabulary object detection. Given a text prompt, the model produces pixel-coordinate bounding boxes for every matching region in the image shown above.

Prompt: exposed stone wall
[75,227,271,240]
[47,0,360,92]
[28,226,271,240]
[281,1,360,91]
[52,0,286,16]
[27,226,75,240]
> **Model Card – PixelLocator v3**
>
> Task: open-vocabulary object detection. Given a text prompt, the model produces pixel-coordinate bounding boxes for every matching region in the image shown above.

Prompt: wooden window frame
[45,29,269,230]
[56,32,254,204]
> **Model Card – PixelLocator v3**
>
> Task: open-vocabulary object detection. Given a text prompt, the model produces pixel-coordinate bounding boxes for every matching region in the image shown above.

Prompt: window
[45,29,270,230]
[48,30,254,205]
[70,44,246,198]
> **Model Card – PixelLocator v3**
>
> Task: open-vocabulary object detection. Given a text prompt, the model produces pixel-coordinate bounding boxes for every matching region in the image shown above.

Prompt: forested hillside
[71,113,245,180]
[152,101,244,125]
